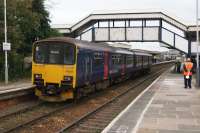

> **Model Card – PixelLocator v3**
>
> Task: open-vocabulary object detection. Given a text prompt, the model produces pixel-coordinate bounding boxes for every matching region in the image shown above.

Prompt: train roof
[133,51,152,56]
[35,37,113,51]
[35,37,134,55]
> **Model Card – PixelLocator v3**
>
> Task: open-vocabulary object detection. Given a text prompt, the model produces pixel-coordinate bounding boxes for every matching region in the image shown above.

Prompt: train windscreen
[34,43,75,65]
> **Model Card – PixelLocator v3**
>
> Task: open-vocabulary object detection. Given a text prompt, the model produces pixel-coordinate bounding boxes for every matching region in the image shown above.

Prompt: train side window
[126,55,133,65]
[143,56,145,65]
[144,56,148,65]
[94,52,103,66]
[112,55,116,65]
[139,56,142,65]
[142,56,144,65]
[117,55,121,64]
[111,54,120,65]
[149,56,152,64]
[135,56,138,65]
[146,57,148,64]
[64,45,75,65]
[136,56,141,66]
[111,55,115,65]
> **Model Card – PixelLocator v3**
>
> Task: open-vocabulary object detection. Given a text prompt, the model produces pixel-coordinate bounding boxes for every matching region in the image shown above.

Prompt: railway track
[0,62,173,133]
[0,100,43,120]
[0,101,75,133]
[57,66,169,133]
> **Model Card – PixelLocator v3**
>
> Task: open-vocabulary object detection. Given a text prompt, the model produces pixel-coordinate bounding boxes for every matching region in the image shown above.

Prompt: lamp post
[4,0,8,84]
[196,0,200,87]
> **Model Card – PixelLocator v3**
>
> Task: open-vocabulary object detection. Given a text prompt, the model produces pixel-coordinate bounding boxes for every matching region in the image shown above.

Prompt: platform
[102,71,200,133]
[0,79,32,94]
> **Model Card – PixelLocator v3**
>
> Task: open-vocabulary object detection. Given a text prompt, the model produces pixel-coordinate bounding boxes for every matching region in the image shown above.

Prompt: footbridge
[53,10,200,55]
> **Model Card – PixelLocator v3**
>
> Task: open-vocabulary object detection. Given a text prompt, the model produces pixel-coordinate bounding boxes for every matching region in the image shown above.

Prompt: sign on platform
[3,42,11,51]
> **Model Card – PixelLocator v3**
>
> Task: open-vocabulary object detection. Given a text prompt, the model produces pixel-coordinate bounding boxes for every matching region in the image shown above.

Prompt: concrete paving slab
[102,71,200,133]
[138,73,200,133]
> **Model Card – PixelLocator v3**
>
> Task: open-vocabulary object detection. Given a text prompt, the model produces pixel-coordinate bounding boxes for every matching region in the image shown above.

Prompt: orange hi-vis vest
[183,62,193,76]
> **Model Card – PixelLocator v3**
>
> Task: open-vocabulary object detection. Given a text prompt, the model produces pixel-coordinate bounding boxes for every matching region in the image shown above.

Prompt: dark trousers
[184,75,192,88]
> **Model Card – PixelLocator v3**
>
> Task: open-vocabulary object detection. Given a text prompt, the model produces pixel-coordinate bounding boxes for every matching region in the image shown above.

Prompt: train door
[84,54,92,83]
[104,52,109,80]
[121,55,125,75]
[142,56,144,68]
[133,54,136,69]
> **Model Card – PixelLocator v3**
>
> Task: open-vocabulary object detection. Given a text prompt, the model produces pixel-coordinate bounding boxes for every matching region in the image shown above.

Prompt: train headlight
[63,76,73,81]
[34,74,42,79]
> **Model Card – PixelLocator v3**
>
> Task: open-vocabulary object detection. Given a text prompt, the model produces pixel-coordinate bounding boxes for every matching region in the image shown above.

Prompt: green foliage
[0,0,61,81]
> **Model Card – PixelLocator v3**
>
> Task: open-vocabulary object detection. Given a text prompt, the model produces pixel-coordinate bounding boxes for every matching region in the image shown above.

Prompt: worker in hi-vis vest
[183,58,193,89]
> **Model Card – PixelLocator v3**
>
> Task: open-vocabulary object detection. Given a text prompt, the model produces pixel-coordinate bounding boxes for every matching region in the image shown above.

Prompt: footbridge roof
[52,10,196,34]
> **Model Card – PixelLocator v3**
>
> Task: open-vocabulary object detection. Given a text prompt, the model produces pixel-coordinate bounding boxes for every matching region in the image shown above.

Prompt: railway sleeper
[93,114,115,119]
[87,118,111,123]
[75,128,100,133]
[79,122,107,128]
[93,116,113,121]
[79,124,104,130]
[104,106,122,110]
[95,110,119,116]
[102,108,122,113]
[96,112,118,116]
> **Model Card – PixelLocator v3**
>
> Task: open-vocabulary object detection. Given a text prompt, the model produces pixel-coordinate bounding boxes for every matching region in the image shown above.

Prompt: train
[32,37,152,101]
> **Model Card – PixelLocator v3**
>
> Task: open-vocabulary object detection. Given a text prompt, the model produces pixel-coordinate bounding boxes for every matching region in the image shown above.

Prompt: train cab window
[49,45,62,64]
[34,43,75,65]
[35,45,47,64]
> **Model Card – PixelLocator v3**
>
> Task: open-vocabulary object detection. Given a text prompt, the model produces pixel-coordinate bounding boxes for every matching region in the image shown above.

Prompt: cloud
[45,0,197,25]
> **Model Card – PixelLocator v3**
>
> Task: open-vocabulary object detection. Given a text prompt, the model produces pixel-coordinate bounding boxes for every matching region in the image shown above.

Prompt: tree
[32,0,51,38]
[0,0,61,80]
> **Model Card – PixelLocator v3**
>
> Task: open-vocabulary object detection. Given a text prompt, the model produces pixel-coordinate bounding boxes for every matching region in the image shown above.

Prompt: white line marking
[0,85,34,94]
[102,75,161,133]
[131,93,156,133]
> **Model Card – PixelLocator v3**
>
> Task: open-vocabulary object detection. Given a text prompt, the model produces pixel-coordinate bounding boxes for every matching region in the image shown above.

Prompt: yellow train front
[32,38,77,101]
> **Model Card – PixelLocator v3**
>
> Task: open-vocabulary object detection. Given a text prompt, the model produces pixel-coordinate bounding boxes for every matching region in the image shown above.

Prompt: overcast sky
[45,0,198,25]
[44,0,199,52]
